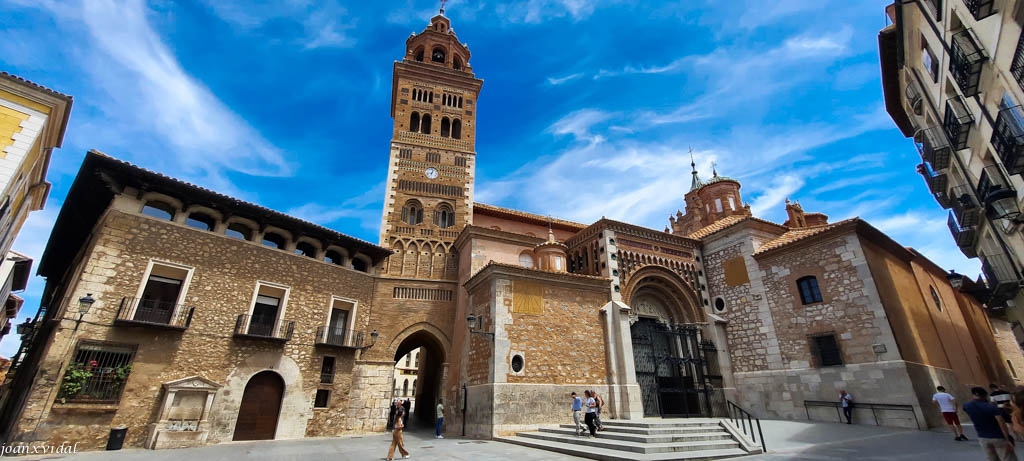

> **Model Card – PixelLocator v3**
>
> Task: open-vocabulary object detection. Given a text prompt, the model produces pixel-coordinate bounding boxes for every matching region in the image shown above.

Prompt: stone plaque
[513,280,543,315]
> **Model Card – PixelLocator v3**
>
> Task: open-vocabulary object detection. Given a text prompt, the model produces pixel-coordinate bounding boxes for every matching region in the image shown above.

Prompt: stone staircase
[498,418,763,461]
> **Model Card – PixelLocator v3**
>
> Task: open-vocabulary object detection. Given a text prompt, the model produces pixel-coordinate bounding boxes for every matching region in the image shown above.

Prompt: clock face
[425,167,439,179]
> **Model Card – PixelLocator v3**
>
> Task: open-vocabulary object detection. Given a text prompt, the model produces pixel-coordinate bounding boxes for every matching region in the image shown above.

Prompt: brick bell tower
[380,8,483,280]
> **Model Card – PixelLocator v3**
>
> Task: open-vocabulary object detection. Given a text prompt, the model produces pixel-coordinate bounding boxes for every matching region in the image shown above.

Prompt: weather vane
[440,0,448,14]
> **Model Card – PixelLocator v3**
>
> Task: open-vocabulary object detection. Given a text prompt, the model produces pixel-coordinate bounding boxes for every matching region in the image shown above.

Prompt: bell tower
[380,8,483,280]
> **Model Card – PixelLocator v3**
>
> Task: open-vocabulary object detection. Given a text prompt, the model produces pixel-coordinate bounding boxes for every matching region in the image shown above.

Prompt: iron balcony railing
[1013,31,1024,92]
[947,212,978,257]
[905,71,923,115]
[917,126,953,171]
[114,297,193,330]
[981,253,1022,307]
[234,314,294,342]
[316,325,363,348]
[977,165,1019,219]
[943,95,974,150]
[950,184,981,228]
[992,105,1024,175]
[950,29,987,96]
[917,163,951,209]
[963,0,997,21]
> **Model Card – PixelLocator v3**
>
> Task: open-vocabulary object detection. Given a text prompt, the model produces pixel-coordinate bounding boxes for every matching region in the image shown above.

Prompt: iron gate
[631,319,718,417]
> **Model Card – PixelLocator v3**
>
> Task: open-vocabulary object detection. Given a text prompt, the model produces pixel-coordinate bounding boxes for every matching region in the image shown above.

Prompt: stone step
[601,419,724,429]
[558,424,724,435]
[542,427,734,444]
[517,430,741,454]
[498,435,750,461]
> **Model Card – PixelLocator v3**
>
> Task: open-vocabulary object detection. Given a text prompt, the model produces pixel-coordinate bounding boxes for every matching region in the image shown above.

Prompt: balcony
[963,0,997,21]
[981,253,1022,307]
[315,326,378,350]
[1013,32,1024,92]
[992,105,1024,175]
[978,165,1022,220]
[949,29,987,96]
[233,315,294,343]
[943,95,974,150]
[918,163,951,208]
[916,126,953,171]
[947,212,978,257]
[905,73,923,116]
[951,184,982,226]
[114,297,193,330]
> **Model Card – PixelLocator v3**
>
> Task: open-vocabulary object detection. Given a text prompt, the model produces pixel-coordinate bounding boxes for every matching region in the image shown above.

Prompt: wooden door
[232,371,284,441]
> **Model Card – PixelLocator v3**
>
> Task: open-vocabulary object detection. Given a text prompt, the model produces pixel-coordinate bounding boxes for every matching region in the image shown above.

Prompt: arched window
[295,241,317,258]
[420,114,431,134]
[452,119,462,139]
[402,200,424,225]
[185,212,215,231]
[262,232,287,250]
[405,354,411,367]
[797,276,823,305]
[519,252,534,268]
[413,352,418,368]
[403,379,409,396]
[431,47,446,63]
[141,201,175,220]
[414,47,424,62]
[325,250,343,265]
[458,96,463,108]
[453,56,463,70]
[351,257,369,273]
[441,117,451,138]
[428,91,433,103]
[226,222,252,240]
[412,379,417,396]
[434,203,454,228]
[409,111,420,132]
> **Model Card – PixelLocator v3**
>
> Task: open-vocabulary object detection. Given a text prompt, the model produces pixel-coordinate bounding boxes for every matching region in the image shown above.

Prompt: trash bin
[106,425,128,451]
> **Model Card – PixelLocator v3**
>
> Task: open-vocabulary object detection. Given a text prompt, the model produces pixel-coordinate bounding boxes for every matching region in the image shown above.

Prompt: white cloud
[547,109,614,142]
[750,175,805,216]
[547,73,583,85]
[494,0,615,24]
[202,0,355,49]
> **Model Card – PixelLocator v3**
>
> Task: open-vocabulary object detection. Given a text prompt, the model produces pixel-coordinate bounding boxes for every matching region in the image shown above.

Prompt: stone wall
[991,319,1024,386]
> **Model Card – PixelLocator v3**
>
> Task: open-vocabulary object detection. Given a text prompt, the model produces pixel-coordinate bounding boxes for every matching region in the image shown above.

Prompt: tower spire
[440,0,447,14]
[689,146,704,191]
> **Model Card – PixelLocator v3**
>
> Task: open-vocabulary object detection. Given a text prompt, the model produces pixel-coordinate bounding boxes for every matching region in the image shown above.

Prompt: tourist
[435,398,445,439]
[403,398,411,428]
[592,390,606,431]
[583,390,598,437]
[933,386,966,441]
[994,384,1013,416]
[571,392,583,436]
[386,403,411,460]
[963,386,1017,461]
[839,389,853,424]
[386,398,399,432]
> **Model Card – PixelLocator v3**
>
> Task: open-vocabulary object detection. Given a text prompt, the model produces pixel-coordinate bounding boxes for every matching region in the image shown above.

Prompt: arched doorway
[625,267,715,418]
[390,328,447,428]
[232,370,284,441]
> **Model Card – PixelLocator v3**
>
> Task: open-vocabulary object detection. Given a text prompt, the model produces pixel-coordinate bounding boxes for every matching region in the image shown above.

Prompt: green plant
[58,363,92,400]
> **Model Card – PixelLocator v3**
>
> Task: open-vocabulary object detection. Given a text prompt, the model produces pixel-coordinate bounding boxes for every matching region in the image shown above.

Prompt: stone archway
[387,324,450,428]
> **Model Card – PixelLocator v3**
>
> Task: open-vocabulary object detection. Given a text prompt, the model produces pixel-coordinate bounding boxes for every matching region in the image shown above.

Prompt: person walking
[592,390,606,431]
[435,398,445,439]
[994,384,1013,416]
[402,398,411,428]
[839,389,854,424]
[583,390,598,437]
[386,398,399,432]
[964,386,1017,461]
[570,392,583,436]
[386,403,411,460]
[933,386,967,441]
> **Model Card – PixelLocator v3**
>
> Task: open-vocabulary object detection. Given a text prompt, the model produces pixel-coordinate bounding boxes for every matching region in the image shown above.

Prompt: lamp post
[466,313,494,338]
[947,270,965,290]
[74,293,95,331]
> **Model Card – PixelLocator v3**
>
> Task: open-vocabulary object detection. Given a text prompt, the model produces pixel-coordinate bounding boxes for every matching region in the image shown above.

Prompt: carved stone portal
[145,376,221,449]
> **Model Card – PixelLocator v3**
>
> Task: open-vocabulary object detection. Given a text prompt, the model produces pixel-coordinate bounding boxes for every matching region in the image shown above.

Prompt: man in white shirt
[934,385,967,441]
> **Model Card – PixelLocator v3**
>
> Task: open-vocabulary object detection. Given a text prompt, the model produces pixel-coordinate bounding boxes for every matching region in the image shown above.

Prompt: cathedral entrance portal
[390,328,447,428]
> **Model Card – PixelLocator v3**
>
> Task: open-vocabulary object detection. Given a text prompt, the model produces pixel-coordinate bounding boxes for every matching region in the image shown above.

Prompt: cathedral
[2,9,1023,453]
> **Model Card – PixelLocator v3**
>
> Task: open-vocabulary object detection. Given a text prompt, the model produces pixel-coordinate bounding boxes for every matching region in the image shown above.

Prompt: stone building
[393,348,420,409]
[879,1,1024,345]
[3,7,1024,452]
[0,251,31,343]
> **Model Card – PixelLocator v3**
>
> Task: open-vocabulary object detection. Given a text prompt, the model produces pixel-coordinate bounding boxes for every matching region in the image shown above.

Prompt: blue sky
[0,0,977,358]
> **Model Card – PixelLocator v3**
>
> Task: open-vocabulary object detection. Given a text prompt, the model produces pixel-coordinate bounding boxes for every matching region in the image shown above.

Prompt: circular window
[714,297,726,312]
[511,354,524,373]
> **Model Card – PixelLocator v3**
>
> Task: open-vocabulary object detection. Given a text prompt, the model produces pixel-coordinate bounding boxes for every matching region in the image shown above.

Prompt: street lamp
[466,313,493,338]
[77,293,95,319]
[947,270,965,290]
[15,318,33,336]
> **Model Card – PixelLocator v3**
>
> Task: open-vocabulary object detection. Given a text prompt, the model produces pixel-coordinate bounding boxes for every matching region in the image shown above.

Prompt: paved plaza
[6,420,1000,461]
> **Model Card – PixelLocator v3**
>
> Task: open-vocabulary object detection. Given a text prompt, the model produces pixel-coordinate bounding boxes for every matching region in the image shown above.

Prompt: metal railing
[982,253,1022,306]
[964,0,997,21]
[918,163,951,208]
[916,126,952,171]
[233,315,294,342]
[993,105,1024,175]
[947,212,978,257]
[316,325,351,347]
[943,95,974,150]
[950,29,987,96]
[115,297,193,330]
[803,400,918,428]
[57,341,137,404]
[727,401,765,451]
[1013,31,1024,92]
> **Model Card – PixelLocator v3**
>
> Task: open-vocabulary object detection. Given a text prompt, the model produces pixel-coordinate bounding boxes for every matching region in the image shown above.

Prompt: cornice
[463,261,611,293]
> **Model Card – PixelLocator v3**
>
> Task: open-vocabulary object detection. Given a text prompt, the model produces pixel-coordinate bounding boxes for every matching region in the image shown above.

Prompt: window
[922,0,942,21]
[403,379,409,396]
[453,56,463,70]
[351,257,369,273]
[434,204,454,228]
[324,298,353,346]
[922,37,939,83]
[452,119,462,139]
[405,354,412,367]
[797,276,823,305]
[714,297,726,312]
[262,232,287,249]
[325,250,344,266]
[555,256,563,270]
[247,284,287,337]
[1010,360,1019,379]
[58,341,137,403]
[141,201,175,220]
[441,117,451,137]
[295,241,318,258]
[402,200,424,225]
[431,47,446,63]
[413,351,418,368]
[226,222,253,241]
[511,354,524,373]
[810,333,844,367]
[314,389,330,408]
[715,198,723,213]
[133,262,191,324]
[412,379,417,396]
[930,285,942,312]
[420,113,431,134]
[409,112,420,132]
[727,196,736,211]
[185,212,215,231]
[320,356,336,384]
[519,252,534,268]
